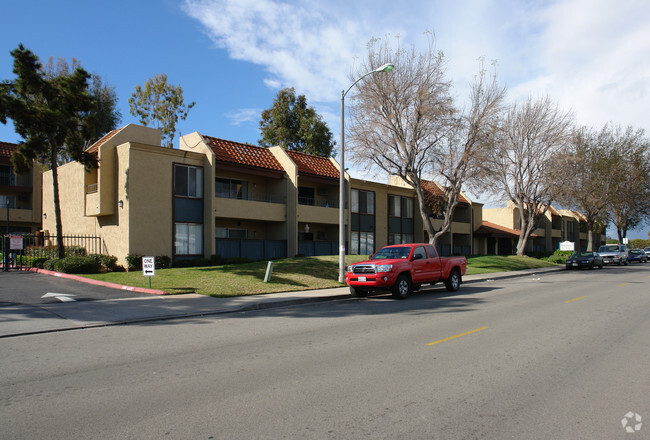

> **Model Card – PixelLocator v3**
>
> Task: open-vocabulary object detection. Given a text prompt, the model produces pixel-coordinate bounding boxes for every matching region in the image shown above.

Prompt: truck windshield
[598,245,619,252]
[371,247,411,260]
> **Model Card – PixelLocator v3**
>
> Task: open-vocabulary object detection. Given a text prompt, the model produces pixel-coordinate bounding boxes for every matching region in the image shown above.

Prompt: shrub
[126,254,142,271]
[155,255,171,269]
[548,250,573,264]
[89,254,118,272]
[31,257,50,269]
[53,256,101,274]
[43,258,59,271]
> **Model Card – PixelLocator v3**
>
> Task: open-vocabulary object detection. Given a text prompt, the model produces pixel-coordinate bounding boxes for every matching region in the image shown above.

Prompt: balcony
[214,191,287,222]
[0,171,32,188]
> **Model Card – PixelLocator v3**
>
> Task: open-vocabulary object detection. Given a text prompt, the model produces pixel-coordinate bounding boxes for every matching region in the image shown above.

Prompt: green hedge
[43,256,100,274]
[548,250,573,264]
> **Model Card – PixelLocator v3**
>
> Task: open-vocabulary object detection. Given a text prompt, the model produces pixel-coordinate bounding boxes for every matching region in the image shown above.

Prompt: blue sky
[2,0,649,239]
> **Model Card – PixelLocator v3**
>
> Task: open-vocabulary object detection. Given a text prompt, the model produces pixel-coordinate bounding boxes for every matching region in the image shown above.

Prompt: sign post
[142,256,155,289]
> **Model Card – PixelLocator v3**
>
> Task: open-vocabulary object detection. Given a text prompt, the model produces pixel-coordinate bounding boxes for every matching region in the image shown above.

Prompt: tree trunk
[586,228,594,252]
[412,177,437,246]
[50,149,65,260]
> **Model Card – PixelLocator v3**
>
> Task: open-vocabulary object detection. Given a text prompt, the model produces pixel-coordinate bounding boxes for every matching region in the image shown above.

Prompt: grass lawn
[82,254,559,297]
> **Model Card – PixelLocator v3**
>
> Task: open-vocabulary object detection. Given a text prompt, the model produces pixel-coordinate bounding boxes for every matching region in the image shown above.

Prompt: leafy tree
[43,56,121,163]
[0,44,99,259]
[555,125,612,251]
[603,125,650,242]
[128,73,195,148]
[480,96,574,256]
[259,87,334,157]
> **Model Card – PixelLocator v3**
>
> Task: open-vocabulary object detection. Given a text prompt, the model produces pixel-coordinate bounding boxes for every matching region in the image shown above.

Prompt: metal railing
[298,197,339,208]
[1,233,105,270]
[215,191,286,204]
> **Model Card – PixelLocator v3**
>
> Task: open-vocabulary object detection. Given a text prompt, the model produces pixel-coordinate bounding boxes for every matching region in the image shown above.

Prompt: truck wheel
[445,269,461,292]
[391,275,412,299]
[350,286,368,297]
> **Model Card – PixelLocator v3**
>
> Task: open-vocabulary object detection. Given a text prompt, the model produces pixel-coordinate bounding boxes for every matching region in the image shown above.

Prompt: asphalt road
[1,265,648,439]
[0,270,147,304]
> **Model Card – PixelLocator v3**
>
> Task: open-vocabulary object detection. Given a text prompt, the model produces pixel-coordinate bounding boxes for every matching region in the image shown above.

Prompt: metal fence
[215,238,287,260]
[1,233,104,270]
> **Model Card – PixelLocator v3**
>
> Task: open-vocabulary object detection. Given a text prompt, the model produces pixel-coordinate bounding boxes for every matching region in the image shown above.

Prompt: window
[174,165,203,198]
[175,223,203,255]
[388,195,414,245]
[389,195,401,217]
[298,187,315,205]
[351,231,375,255]
[402,197,413,218]
[352,189,374,214]
[0,195,16,209]
[215,228,249,239]
[215,177,248,200]
[413,246,426,260]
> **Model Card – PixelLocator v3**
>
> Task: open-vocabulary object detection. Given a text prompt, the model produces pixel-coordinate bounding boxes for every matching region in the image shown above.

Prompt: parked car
[565,251,603,270]
[346,243,467,299]
[597,244,629,265]
[645,247,650,258]
[627,249,648,263]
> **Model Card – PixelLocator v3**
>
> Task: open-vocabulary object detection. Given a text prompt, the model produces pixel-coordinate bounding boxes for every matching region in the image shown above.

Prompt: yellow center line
[565,296,586,303]
[427,326,488,346]
[618,282,631,287]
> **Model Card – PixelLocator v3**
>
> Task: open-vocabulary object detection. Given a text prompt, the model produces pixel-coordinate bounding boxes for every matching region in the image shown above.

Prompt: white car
[645,247,650,258]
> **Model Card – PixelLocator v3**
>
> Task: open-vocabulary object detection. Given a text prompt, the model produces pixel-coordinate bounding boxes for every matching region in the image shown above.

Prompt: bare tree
[481,96,574,255]
[430,60,506,246]
[348,35,504,250]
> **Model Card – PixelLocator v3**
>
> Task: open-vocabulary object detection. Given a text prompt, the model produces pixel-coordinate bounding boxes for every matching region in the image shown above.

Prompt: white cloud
[183,0,650,135]
[225,108,262,126]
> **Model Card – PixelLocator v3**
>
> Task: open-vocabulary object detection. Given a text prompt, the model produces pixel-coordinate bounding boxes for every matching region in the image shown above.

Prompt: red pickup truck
[345,243,467,299]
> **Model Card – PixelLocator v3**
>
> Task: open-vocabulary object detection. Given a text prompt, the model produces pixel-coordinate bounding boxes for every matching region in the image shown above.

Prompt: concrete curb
[27,267,168,295]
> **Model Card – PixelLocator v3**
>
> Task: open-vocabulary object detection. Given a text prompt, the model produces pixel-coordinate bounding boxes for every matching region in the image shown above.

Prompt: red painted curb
[27,267,168,295]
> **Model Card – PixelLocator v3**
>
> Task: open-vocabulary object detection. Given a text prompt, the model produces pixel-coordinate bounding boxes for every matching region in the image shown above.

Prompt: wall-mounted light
[118,200,124,208]
[43,213,47,219]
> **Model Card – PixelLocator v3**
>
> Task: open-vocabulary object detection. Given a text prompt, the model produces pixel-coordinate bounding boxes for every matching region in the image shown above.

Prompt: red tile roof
[85,127,123,154]
[0,141,18,160]
[474,220,537,238]
[421,179,470,204]
[203,136,285,173]
[286,150,339,179]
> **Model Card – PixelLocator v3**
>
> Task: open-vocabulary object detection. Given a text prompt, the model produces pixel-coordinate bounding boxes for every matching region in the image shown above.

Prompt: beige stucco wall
[483,207,517,228]
[124,142,206,260]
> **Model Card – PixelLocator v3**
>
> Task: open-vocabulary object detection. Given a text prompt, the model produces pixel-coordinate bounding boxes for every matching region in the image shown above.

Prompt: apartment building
[481,201,604,254]
[0,141,42,234]
[44,124,575,265]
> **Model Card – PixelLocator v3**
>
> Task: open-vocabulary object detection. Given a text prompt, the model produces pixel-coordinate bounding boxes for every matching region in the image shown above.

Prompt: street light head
[375,63,394,73]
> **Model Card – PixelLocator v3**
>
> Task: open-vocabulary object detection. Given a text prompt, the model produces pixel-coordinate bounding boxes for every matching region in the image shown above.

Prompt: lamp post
[339,62,394,283]
[4,199,8,271]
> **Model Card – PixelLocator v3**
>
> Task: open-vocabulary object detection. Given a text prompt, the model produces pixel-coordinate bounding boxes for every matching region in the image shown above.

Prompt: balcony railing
[0,172,16,186]
[298,197,339,208]
[215,191,286,204]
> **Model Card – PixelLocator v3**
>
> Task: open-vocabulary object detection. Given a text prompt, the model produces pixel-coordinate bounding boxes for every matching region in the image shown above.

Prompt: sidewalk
[0,266,564,338]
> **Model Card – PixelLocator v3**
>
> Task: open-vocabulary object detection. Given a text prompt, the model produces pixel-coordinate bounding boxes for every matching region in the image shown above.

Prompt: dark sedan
[565,251,604,270]
[627,249,648,263]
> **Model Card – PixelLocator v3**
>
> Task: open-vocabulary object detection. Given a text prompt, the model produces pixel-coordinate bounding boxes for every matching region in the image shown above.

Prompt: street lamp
[339,62,394,283]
